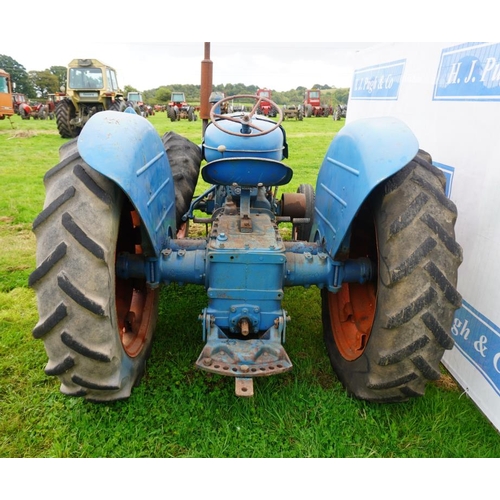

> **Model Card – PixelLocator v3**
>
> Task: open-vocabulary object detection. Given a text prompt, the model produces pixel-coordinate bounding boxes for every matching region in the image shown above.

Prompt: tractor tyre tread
[55,99,78,139]
[322,149,463,402]
[161,131,202,229]
[167,106,177,122]
[30,140,158,401]
[109,99,127,112]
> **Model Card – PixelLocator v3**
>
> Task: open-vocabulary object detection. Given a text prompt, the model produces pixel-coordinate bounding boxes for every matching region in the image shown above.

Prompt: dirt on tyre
[322,149,463,402]
[29,140,160,401]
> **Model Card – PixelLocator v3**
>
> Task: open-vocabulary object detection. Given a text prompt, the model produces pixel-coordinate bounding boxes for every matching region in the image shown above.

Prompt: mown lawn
[1,112,499,460]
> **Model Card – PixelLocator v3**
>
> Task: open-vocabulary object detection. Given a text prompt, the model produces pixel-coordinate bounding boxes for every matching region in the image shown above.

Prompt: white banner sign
[347,42,500,431]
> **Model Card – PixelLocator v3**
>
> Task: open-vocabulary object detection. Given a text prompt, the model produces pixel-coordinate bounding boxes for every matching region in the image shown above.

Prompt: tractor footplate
[195,338,293,378]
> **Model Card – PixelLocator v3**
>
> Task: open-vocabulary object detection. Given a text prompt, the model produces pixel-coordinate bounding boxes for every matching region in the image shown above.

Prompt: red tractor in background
[21,93,67,120]
[166,91,197,122]
[12,92,33,119]
[256,88,277,117]
[30,102,49,119]
[47,92,66,119]
[303,89,331,117]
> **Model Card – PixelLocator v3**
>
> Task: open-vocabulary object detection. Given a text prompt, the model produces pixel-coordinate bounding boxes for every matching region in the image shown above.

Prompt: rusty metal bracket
[195,309,293,393]
[235,378,254,397]
[239,188,253,233]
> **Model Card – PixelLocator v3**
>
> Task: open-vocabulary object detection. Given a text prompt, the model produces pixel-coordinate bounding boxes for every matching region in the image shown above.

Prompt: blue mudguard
[77,111,176,257]
[312,116,419,258]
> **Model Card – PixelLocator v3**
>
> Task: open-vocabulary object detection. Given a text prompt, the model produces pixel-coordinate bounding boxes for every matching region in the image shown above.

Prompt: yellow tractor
[55,59,126,138]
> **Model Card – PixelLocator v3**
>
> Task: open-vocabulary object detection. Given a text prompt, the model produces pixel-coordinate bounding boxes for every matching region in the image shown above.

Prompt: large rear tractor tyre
[109,99,127,112]
[167,106,178,122]
[55,99,79,138]
[29,140,159,401]
[19,104,30,120]
[322,150,463,402]
[162,131,203,232]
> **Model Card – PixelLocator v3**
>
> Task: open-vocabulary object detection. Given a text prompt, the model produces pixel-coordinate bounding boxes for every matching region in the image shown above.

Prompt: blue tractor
[30,45,462,401]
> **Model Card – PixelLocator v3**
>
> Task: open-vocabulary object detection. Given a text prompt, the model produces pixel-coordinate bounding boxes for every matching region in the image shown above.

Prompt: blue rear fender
[77,111,176,258]
[312,116,419,258]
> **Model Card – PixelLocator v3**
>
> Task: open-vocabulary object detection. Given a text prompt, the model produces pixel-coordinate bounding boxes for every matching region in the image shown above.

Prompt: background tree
[124,85,139,96]
[311,83,333,90]
[49,65,67,90]
[332,88,350,105]
[0,54,36,97]
[150,86,171,104]
[29,70,60,97]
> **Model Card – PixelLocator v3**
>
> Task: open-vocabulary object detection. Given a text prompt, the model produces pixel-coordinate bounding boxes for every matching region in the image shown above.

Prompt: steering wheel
[209,94,283,137]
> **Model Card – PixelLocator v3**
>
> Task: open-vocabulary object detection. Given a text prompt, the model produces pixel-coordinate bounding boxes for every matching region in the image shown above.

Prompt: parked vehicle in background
[282,104,303,121]
[12,92,32,118]
[303,89,330,117]
[55,58,126,138]
[333,104,347,121]
[127,91,148,116]
[46,93,66,119]
[0,69,14,120]
[166,91,197,121]
[256,88,277,117]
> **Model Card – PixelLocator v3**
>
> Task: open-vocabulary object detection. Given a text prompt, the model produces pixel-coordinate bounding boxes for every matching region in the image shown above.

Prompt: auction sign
[348,42,500,431]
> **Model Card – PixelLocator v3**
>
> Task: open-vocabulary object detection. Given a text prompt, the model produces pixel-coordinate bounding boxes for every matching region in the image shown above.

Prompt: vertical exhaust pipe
[200,42,213,138]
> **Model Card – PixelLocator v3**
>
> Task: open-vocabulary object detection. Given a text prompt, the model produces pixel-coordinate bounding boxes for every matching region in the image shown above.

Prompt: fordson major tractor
[30,43,462,402]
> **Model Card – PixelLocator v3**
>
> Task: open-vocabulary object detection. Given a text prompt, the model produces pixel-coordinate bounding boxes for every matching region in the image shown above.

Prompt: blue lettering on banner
[452,301,500,396]
[433,162,455,198]
[434,42,500,101]
[351,60,405,100]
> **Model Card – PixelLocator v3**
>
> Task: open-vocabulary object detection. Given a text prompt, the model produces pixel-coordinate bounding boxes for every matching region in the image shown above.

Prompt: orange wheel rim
[115,206,158,357]
[327,201,378,361]
[328,282,376,361]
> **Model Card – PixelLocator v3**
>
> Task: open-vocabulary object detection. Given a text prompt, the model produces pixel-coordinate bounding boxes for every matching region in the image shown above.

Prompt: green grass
[1,112,499,458]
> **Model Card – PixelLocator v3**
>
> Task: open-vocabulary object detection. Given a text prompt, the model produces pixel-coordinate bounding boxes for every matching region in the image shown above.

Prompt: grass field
[1,111,499,459]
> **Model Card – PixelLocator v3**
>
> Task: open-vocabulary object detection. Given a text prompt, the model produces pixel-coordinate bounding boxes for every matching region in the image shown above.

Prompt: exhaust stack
[200,42,213,137]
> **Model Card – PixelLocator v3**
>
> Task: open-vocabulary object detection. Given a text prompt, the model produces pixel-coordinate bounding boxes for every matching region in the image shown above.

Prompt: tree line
[0,54,350,106]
